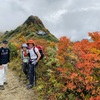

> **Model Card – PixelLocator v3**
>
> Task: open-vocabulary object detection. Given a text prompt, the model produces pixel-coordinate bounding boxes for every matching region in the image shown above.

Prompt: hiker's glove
[32,61,37,65]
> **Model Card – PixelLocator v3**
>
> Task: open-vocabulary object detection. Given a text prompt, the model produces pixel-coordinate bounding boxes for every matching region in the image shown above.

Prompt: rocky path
[0,69,39,100]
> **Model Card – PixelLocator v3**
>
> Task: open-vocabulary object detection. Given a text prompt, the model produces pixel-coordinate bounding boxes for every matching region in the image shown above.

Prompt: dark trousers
[28,63,38,85]
[22,62,29,77]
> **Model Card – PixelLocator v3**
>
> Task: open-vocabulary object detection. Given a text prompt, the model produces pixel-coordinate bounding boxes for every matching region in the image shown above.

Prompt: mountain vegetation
[0,15,100,100]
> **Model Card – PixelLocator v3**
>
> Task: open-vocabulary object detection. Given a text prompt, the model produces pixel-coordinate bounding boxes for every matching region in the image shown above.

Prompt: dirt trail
[0,69,39,100]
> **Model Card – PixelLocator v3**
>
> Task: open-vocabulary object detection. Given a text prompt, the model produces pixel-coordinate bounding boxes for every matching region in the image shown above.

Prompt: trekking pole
[34,67,35,86]
[34,63,38,86]
[34,67,37,86]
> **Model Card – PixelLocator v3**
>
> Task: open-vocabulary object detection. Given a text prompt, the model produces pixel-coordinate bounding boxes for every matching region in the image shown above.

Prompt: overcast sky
[0,0,100,41]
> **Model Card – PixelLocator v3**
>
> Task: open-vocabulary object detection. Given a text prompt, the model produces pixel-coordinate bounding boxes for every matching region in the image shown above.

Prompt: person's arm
[36,51,41,62]
[8,49,10,63]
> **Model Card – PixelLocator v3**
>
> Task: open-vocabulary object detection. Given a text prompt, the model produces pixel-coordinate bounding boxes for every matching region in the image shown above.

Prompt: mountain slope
[1,15,58,42]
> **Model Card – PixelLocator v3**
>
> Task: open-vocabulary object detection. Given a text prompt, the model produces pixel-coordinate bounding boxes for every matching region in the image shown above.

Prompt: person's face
[23,47,27,50]
[3,43,7,48]
[28,43,34,48]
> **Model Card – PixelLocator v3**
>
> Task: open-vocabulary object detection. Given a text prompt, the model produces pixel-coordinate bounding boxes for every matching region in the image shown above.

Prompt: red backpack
[33,45,44,60]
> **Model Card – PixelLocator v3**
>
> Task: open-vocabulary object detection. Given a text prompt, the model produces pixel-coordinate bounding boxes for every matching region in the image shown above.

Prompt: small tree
[8,43,18,60]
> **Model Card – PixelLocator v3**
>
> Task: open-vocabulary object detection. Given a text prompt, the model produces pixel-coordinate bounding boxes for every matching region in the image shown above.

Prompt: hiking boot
[4,82,8,85]
[27,84,33,89]
[0,85,5,90]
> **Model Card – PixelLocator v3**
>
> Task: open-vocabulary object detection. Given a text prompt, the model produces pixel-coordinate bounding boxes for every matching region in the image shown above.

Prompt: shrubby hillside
[0,15,100,100]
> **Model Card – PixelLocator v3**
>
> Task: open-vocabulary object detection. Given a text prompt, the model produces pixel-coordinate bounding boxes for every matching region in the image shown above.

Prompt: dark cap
[2,40,8,44]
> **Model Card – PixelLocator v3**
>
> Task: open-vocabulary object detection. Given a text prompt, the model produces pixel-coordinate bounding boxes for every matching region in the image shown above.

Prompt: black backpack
[33,47,44,60]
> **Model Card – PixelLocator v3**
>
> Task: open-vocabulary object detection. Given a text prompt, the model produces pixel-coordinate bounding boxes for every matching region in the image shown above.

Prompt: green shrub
[8,43,18,60]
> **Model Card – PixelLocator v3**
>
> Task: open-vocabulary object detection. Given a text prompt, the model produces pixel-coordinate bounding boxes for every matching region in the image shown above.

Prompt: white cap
[22,43,28,48]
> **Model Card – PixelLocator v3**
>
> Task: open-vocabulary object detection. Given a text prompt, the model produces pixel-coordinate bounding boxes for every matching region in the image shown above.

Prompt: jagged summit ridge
[23,15,45,28]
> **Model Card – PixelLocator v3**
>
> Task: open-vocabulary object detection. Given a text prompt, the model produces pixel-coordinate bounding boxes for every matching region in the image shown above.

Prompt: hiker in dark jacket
[0,40,10,90]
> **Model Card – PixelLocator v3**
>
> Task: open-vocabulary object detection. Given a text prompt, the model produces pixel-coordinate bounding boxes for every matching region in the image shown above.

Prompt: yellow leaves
[49,76,57,84]
[57,55,65,64]
[36,84,44,91]
[91,48,100,55]
[68,53,78,60]
[13,42,21,50]
[19,36,26,43]
[86,76,93,82]
[10,36,26,49]
[48,42,55,48]
[88,77,93,82]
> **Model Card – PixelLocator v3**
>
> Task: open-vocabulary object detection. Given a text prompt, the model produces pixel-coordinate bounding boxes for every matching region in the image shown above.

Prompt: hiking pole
[34,63,38,86]
[33,67,35,86]
[34,67,36,86]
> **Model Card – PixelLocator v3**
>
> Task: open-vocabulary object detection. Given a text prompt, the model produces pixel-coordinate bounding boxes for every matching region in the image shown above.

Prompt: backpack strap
[33,47,38,58]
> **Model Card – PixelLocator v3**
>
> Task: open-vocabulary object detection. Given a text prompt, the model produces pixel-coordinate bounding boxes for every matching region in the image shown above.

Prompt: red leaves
[74,33,100,75]
[86,85,92,91]
[67,82,76,90]
[90,96,100,100]
[57,67,68,72]
[89,32,100,41]
[57,36,70,64]
[77,88,82,93]
[70,73,78,79]
[57,67,63,72]
[59,36,70,46]
[56,32,100,99]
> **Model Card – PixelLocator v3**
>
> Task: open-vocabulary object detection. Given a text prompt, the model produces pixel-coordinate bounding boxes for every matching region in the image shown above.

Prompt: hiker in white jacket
[26,39,41,89]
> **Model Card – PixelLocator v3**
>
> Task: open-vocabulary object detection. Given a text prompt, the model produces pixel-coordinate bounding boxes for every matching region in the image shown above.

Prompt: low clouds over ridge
[0,0,100,41]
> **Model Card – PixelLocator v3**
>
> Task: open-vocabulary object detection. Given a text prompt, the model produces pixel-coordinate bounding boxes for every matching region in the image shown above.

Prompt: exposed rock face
[23,15,45,28]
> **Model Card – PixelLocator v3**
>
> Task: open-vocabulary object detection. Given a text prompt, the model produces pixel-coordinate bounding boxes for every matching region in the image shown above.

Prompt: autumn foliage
[57,36,70,64]
[56,33,100,100]
[8,32,100,100]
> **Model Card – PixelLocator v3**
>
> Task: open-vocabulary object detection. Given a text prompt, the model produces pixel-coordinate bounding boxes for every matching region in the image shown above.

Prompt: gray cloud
[0,0,100,41]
